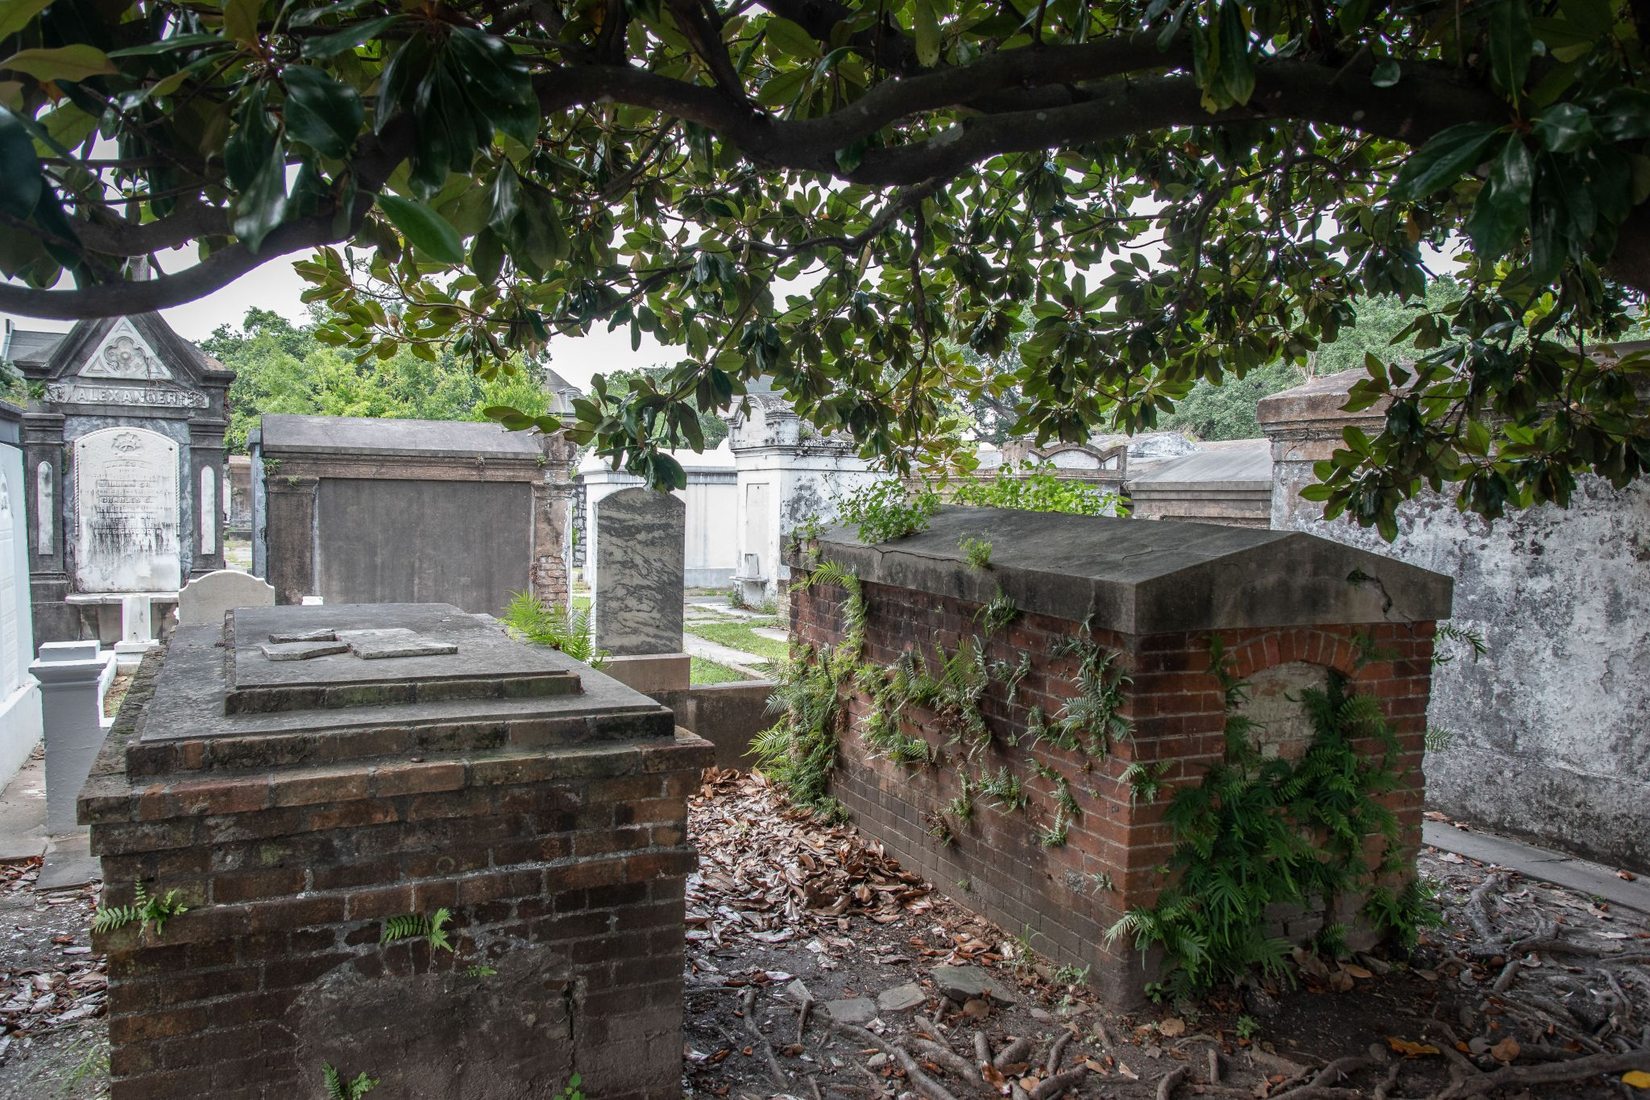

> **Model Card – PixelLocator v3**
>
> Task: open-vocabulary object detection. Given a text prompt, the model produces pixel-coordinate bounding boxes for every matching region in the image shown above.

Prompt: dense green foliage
[1158,360,1307,441]
[606,366,729,449]
[3,0,1649,532]
[952,460,1124,514]
[1108,643,1428,997]
[201,309,554,452]
[836,479,943,543]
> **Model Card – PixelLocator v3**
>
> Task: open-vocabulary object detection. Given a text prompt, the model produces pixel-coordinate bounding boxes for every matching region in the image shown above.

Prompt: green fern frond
[380,909,454,952]
[323,1064,378,1100]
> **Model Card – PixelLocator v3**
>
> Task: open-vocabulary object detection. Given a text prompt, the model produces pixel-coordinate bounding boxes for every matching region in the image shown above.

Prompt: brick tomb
[79,602,710,1100]
[792,506,1452,1005]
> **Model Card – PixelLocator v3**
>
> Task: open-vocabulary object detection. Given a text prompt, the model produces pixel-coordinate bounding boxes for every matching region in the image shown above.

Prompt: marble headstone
[176,568,275,627]
[594,487,684,656]
[72,426,180,592]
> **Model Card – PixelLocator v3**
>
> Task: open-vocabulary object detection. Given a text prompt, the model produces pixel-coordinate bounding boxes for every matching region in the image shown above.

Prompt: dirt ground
[2,770,1646,1099]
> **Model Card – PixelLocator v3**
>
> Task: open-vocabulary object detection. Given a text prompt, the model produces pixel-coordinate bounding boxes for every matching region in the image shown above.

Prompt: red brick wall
[83,655,710,1100]
[792,573,1433,1003]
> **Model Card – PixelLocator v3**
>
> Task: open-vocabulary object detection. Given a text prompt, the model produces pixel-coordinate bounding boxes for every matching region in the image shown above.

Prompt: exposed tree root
[994,1036,1034,1071]
[1157,1064,1189,1100]
[1029,1067,1086,1099]
[1434,1046,1650,1098]
[1045,1029,1073,1075]
[740,986,792,1092]
[831,1021,973,1100]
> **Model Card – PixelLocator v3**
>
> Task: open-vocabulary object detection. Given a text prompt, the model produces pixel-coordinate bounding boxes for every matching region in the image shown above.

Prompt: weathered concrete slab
[815,505,1453,633]
[258,414,541,458]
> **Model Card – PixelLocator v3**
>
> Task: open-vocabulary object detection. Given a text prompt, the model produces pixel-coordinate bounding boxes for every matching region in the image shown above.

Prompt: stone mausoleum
[81,602,709,1099]
[793,507,1451,1004]
[251,415,576,614]
[9,314,232,645]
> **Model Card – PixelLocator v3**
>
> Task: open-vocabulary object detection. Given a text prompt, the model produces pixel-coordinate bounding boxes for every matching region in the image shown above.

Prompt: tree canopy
[201,307,554,450]
[1,0,1648,532]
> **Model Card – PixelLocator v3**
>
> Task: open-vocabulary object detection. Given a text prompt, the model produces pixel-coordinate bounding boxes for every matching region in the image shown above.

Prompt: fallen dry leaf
[1622,1070,1650,1089]
[1490,1037,1520,1063]
[1158,1016,1186,1037]
[1387,1037,1441,1057]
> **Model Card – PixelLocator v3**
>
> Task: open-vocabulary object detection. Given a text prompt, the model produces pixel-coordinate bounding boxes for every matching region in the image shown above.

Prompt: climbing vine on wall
[751,557,868,817]
[1106,638,1434,998]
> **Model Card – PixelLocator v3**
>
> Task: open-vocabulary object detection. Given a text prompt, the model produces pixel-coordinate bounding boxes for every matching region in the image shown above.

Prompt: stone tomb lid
[815,505,1452,634]
[257,414,542,460]
[130,603,676,771]
[224,603,580,714]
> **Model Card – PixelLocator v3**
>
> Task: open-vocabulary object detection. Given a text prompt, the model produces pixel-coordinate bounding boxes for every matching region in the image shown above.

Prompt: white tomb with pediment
[8,313,234,644]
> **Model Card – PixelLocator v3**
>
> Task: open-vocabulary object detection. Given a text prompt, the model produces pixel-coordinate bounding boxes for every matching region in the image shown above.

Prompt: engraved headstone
[593,487,684,656]
[72,426,180,592]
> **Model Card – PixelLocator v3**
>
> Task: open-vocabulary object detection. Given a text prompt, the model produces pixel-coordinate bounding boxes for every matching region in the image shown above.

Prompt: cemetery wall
[790,509,1443,1004]
[1260,370,1650,870]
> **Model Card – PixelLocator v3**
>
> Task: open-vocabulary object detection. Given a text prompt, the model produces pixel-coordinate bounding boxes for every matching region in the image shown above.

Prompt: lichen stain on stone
[291,942,577,1098]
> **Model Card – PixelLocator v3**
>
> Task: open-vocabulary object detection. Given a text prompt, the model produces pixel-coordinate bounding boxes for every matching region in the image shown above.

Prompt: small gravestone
[593,487,684,657]
[176,569,276,627]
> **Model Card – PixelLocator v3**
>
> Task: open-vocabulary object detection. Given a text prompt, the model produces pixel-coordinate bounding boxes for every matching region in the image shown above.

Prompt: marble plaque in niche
[73,427,181,592]
[593,486,684,656]
[35,462,52,556]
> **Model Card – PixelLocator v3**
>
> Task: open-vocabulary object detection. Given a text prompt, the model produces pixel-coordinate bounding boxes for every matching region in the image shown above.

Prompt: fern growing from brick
[380,908,454,953]
[1106,640,1429,997]
[323,1064,378,1100]
[92,881,188,938]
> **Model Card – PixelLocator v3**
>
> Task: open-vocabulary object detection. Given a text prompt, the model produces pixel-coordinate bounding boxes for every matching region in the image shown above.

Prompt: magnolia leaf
[300,15,405,59]
[222,0,261,45]
[377,193,466,263]
[763,17,818,58]
[0,106,42,220]
[1,45,117,83]
[1532,103,1594,153]
[0,0,54,40]
[1392,122,1501,198]
[1487,0,1532,99]
[914,0,942,67]
[282,66,363,159]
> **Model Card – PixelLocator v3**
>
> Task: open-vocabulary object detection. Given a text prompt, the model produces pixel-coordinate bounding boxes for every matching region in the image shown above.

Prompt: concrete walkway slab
[38,832,98,892]
[682,635,768,679]
[1424,820,1650,915]
[0,751,49,863]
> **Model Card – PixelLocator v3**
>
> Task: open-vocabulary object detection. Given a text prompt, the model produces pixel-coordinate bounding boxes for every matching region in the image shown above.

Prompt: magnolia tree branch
[0,42,1566,320]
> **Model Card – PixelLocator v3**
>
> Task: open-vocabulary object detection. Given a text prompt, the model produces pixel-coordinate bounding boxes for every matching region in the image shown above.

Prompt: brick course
[83,642,712,1099]
[793,560,1436,1006]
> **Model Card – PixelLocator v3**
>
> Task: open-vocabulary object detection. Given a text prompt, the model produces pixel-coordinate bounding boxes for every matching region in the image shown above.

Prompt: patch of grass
[691,657,751,685]
[683,620,788,662]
